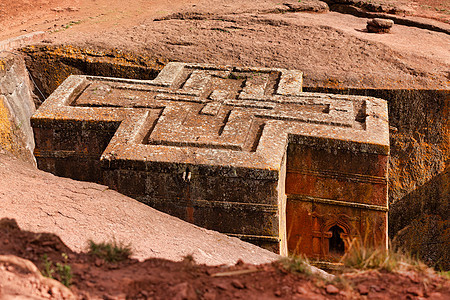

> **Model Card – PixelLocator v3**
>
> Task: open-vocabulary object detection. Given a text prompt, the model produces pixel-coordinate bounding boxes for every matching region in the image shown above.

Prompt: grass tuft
[88,239,132,263]
[342,238,427,272]
[280,255,312,276]
[438,271,450,279]
[41,254,55,278]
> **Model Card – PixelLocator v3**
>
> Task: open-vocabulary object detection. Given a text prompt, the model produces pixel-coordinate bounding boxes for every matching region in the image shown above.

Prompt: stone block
[32,62,389,259]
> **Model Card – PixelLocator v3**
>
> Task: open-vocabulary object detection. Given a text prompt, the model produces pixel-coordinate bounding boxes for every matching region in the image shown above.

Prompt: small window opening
[329,225,345,254]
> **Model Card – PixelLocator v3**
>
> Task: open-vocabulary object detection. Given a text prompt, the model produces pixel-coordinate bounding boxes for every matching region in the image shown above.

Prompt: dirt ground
[0,219,449,299]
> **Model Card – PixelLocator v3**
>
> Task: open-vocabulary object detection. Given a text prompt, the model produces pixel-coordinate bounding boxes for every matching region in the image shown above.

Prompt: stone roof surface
[32,62,389,176]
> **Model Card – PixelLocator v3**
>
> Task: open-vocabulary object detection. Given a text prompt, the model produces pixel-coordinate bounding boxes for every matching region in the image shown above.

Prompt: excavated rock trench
[1,45,448,269]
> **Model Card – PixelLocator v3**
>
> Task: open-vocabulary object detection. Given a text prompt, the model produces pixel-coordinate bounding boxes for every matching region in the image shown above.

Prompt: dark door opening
[329,225,345,255]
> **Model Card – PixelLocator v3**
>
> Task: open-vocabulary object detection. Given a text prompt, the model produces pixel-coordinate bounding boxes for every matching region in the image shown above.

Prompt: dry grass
[280,255,313,276]
[341,237,428,272]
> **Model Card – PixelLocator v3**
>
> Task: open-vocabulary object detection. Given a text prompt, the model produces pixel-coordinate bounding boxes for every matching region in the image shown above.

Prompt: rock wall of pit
[0,53,36,163]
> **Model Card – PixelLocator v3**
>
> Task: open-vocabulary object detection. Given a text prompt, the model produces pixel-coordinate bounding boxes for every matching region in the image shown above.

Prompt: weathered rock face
[21,45,166,102]
[391,166,449,270]
[284,0,329,13]
[369,18,394,28]
[0,53,36,163]
[387,90,449,270]
[325,0,413,16]
[31,62,390,261]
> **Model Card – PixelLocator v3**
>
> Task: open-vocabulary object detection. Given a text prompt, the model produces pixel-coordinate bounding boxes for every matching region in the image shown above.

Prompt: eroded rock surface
[0,154,279,265]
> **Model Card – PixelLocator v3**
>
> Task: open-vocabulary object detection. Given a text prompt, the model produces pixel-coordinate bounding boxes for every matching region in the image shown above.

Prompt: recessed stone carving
[32,62,389,258]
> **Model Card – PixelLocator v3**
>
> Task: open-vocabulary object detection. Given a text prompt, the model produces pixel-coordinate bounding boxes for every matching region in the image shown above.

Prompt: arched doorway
[328,225,345,255]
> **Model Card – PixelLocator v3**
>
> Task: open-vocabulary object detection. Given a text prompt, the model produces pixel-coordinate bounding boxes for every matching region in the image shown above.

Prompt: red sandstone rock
[231,279,245,289]
[370,18,395,28]
[326,284,339,294]
[358,284,369,295]
[407,286,423,297]
[284,1,329,13]
[367,18,394,33]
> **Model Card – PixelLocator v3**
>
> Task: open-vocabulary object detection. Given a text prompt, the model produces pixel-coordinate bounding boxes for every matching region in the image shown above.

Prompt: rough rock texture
[369,18,394,28]
[0,254,76,300]
[0,154,279,265]
[375,89,448,270]
[0,32,45,52]
[21,45,167,102]
[367,18,394,33]
[284,0,329,13]
[326,1,449,34]
[390,165,449,270]
[366,25,390,33]
[325,0,414,15]
[0,53,36,164]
